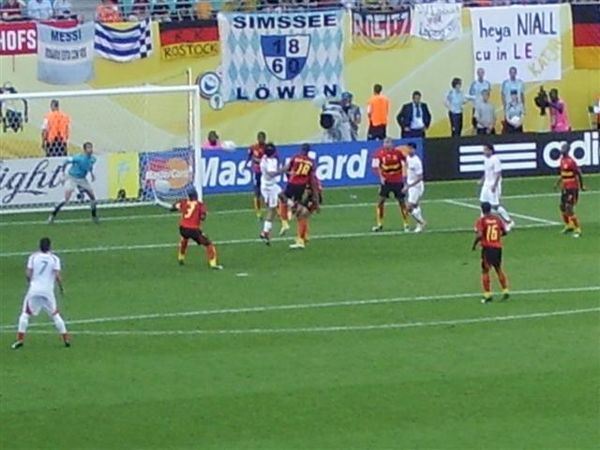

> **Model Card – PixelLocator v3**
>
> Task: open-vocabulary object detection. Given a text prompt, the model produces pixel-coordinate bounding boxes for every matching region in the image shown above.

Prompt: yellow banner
[108,152,140,200]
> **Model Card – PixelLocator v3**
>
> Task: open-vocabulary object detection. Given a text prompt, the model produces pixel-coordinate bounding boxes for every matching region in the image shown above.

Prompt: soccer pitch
[0,175,599,449]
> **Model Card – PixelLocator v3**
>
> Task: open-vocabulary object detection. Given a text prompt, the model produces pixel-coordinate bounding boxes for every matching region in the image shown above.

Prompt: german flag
[572,4,600,69]
[159,20,219,60]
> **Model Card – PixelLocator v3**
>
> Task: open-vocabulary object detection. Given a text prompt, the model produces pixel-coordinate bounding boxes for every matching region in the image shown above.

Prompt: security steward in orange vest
[42,99,71,157]
[367,84,390,141]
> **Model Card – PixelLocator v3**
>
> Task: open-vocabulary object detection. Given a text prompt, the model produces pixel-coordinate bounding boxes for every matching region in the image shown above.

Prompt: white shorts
[261,184,282,209]
[479,184,502,205]
[65,174,92,193]
[407,183,424,205]
[22,292,57,316]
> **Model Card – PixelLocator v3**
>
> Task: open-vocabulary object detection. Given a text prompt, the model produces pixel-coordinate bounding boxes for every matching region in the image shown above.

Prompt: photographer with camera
[548,88,571,132]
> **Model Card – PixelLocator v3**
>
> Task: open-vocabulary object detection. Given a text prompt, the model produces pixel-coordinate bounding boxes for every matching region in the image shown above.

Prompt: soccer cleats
[260,231,271,246]
[279,223,290,236]
[371,225,383,232]
[11,340,23,350]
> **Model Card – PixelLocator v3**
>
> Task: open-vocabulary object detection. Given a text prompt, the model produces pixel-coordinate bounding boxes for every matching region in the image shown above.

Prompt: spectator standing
[42,100,70,157]
[474,89,496,135]
[397,90,431,138]
[202,130,222,150]
[469,67,491,129]
[444,77,471,137]
[1,0,24,21]
[548,88,571,132]
[52,0,72,18]
[367,83,390,140]
[340,91,361,141]
[27,0,53,19]
[504,90,524,134]
[501,66,525,112]
[96,0,122,23]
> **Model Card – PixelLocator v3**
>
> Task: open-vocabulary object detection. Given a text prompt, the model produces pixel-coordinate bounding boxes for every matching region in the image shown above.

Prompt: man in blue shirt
[48,142,99,224]
[445,77,472,137]
[501,66,525,112]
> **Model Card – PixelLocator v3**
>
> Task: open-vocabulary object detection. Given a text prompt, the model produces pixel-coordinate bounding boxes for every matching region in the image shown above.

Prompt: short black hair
[39,237,51,252]
[50,99,59,108]
[264,142,276,157]
[451,77,462,88]
[373,84,383,94]
[484,143,494,153]
[407,142,417,149]
[481,202,492,215]
[83,141,93,150]
[257,131,266,139]
[412,90,421,98]
[300,143,310,154]
[188,189,198,200]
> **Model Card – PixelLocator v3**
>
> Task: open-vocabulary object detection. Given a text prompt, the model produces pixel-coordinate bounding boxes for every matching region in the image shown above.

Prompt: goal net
[0,84,201,213]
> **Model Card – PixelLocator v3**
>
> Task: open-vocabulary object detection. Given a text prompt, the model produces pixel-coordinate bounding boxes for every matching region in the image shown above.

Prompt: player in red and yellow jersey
[371,138,409,232]
[170,189,222,270]
[472,202,510,303]
[554,142,584,238]
[280,143,318,249]
[246,131,267,219]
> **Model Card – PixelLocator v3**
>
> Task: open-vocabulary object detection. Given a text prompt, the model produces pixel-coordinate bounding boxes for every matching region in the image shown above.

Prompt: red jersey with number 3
[475,215,505,249]
[288,154,315,186]
[377,148,405,183]
[176,199,206,229]
[559,156,580,190]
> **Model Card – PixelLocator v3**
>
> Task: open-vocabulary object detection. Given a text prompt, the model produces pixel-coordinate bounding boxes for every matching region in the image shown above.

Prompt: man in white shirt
[12,237,70,349]
[403,142,426,232]
[479,144,514,230]
[259,143,284,245]
[27,0,53,20]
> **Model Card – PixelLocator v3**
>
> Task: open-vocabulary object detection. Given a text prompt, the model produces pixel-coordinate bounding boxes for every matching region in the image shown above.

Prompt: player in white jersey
[479,144,514,230]
[12,237,70,349]
[259,143,285,245]
[403,143,427,232]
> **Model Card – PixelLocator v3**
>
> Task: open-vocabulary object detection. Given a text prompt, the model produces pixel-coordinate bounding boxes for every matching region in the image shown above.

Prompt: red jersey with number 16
[176,199,206,229]
[474,215,505,249]
[559,156,580,190]
[287,154,315,186]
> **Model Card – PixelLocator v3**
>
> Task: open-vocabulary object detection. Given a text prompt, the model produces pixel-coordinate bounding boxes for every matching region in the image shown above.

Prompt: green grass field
[0,175,599,450]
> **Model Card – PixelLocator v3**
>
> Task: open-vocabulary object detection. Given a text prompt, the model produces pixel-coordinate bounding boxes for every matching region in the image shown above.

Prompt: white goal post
[0,84,202,214]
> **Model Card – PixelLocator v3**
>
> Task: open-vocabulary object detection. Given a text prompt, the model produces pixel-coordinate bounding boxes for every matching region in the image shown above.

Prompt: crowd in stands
[0,0,591,23]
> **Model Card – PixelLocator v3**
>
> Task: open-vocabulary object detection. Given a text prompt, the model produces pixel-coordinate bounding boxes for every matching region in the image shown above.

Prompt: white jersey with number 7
[27,252,61,294]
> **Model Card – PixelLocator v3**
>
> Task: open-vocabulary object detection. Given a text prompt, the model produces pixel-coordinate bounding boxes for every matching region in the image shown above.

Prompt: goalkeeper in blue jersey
[48,142,99,224]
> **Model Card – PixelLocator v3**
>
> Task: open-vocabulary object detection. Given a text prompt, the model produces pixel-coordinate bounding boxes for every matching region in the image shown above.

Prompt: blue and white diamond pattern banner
[218,11,344,102]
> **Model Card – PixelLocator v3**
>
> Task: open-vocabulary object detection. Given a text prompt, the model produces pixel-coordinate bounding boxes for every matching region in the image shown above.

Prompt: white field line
[444,199,561,226]
[0,222,557,258]
[2,285,598,330]
[6,307,599,336]
[0,191,596,227]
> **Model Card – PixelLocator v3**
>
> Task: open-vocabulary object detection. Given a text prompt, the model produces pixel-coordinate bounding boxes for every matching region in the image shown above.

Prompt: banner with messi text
[217,10,344,103]
[351,8,411,49]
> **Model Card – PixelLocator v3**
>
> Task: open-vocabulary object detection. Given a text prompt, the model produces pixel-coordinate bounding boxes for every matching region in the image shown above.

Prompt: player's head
[341,91,353,105]
[383,137,394,149]
[406,142,417,156]
[83,141,93,155]
[187,189,198,201]
[483,143,494,158]
[373,84,382,94]
[50,99,59,111]
[560,142,570,156]
[39,237,51,253]
[257,131,266,144]
[264,142,276,157]
[300,143,310,155]
[480,202,492,215]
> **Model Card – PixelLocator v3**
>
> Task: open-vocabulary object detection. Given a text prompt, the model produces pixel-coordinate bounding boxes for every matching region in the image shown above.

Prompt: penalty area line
[444,199,561,225]
[0,222,557,258]
[1,285,598,330]
[8,307,600,336]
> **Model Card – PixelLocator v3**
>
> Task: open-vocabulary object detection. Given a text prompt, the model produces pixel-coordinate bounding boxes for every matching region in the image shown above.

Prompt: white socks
[411,207,424,224]
[18,313,29,333]
[52,313,67,334]
[262,220,272,234]
[495,205,512,223]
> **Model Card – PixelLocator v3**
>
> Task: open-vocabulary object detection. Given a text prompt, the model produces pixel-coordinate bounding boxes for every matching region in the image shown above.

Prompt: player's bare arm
[492,172,501,193]
[55,271,64,294]
[577,170,585,191]
[472,232,482,251]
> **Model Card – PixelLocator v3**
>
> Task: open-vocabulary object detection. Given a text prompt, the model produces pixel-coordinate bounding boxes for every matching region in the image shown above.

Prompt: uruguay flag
[95,18,153,63]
